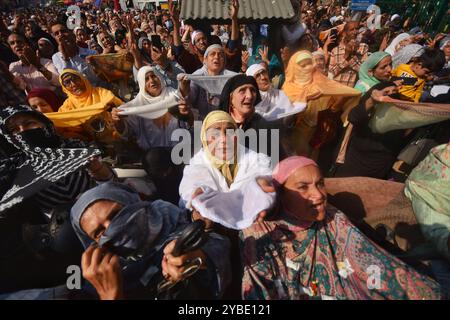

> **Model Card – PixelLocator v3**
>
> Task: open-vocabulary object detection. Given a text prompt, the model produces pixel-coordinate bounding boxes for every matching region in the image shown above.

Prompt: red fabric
[27,88,62,112]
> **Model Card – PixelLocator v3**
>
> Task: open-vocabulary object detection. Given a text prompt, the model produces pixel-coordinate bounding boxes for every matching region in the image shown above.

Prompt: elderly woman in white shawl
[179,44,236,119]
[245,63,295,122]
[111,66,193,152]
[384,33,414,57]
[179,110,275,231]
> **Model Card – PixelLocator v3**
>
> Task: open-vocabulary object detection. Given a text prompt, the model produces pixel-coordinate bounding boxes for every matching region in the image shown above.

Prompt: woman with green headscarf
[355,52,393,94]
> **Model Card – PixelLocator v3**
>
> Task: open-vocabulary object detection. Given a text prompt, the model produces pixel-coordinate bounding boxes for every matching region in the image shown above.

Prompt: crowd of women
[0,0,449,300]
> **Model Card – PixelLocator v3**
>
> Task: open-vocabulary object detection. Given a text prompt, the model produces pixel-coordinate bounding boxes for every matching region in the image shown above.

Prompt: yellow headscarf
[45,69,123,129]
[58,69,123,112]
[201,111,239,186]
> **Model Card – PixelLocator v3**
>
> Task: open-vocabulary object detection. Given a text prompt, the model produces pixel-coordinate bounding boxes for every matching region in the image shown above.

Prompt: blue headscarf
[70,182,183,256]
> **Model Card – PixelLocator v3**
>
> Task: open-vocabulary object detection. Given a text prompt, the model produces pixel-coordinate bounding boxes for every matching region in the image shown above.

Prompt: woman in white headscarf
[111,66,193,151]
[385,33,413,56]
[245,63,295,122]
[392,44,425,69]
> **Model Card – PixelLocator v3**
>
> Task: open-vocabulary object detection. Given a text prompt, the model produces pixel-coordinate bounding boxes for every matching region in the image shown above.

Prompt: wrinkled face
[372,56,393,81]
[205,48,225,74]
[230,84,257,118]
[254,69,271,92]
[80,200,123,242]
[61,73,86,96]
[28,97,54,113]
[38,39,54,57]
[99,32,114,49]
[344,22,359,41]
[7,34,26,56]
[194,33,208,53]
[280,165,327,222]
[145,71,162,97]
[205,122,237,161]
[6,113,45,134]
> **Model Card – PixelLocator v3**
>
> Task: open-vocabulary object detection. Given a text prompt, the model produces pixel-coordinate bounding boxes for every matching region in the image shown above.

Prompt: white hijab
[118,66,179,119]
[246,63,295,121]
[385,33,411,56]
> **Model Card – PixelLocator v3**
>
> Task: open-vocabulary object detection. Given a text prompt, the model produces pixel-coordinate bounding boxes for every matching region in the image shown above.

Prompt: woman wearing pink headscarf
[240,156,441,300]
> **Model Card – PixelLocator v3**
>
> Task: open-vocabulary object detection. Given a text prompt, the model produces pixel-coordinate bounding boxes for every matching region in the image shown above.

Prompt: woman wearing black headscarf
[219,74,288,159]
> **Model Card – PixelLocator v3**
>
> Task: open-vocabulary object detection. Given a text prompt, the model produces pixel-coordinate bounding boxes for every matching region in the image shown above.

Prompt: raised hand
[230,0,239,20]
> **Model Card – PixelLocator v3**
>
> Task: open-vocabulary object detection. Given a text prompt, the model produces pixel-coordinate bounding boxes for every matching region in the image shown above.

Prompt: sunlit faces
[229,84,257,118]
[205,48,225,74]
[194,33,207,53]
[80,200,123,242]
[6,113,46,134]
[280,165,327,222]
[205,122,237,161]
[28,97,54,113]
[98,32,114,49]
[254,69,271,92]
[371,56,393,81]
[7,33,26,56]
[61,73,86,96]
[144,71,162,97]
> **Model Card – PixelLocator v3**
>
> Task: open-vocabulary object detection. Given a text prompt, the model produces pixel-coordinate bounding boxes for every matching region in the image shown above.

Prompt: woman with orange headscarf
[282,51,360,158]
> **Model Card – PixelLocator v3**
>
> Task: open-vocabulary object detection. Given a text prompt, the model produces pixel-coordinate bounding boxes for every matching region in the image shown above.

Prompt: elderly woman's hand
[81,245,123,300]
[111,107,124,122]
[161,240,207,283]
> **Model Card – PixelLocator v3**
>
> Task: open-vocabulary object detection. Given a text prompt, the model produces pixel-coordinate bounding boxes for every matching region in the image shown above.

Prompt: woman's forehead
[286,165,322,183]
[62,72,80,80]
[207,121,235,130]
[234,83,256,92]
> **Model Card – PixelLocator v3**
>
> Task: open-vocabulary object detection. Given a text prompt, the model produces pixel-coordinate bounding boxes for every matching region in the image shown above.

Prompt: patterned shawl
[241,206,441,300]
